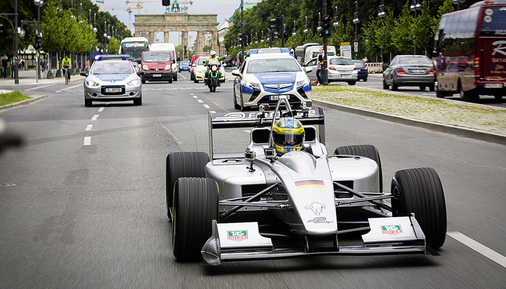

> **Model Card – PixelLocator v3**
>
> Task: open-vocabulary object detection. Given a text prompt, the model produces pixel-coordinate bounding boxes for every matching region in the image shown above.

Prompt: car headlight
[242,80,261,90]
[86,80,99,87]
[211,65,218,72]
[127,79,140,86]
[296,78,310,89]
[142,65,149,71]
[165,64,171,71]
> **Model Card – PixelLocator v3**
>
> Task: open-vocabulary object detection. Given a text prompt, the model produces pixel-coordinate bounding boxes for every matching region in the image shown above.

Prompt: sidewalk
[0,69,85,91]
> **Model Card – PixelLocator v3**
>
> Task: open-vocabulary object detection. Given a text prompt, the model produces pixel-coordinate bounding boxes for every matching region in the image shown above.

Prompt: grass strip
[312,85,506,135]
[0,90,31,106]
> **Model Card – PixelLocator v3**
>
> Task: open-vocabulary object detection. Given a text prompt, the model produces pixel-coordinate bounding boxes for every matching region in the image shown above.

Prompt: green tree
[392,1,414,54]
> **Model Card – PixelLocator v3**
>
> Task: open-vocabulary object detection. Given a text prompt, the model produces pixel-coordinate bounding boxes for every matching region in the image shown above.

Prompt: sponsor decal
[295,180,325,188]
[381,225,402,235]
[305,202,326,215]
[307,217,332,223]
[227,230,248,241]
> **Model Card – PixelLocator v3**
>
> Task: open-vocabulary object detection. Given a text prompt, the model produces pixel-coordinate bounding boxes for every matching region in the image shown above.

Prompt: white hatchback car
[232,54,312,111]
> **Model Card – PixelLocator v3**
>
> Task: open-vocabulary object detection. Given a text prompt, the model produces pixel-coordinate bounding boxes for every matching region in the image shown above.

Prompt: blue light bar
[95,54,130,61]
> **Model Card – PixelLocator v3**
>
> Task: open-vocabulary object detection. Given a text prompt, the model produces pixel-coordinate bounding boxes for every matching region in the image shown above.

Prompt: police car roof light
[95,54,129,61]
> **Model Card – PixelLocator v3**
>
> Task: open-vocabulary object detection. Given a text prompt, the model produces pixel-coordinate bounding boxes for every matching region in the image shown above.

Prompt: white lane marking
[210,111,216,114]
[448,231,506,268]
[83,137,91,146]
[85,125,93,131]
[24,84,53,91]
[98,107,104,112]
[91,115,99,121]
[203,104,210,109]
[56,84,81,92]
[197,99,203,103]
[193,95,198,99]
[178,72,186,80]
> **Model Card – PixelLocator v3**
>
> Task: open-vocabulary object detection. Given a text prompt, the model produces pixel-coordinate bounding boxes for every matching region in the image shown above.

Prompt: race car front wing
[201,216,430,265]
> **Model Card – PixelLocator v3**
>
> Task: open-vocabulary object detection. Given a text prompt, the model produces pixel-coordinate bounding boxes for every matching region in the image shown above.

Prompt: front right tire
[391,167,447,249]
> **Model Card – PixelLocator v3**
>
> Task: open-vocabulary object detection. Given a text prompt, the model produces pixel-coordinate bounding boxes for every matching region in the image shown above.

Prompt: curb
[313,99,506,146]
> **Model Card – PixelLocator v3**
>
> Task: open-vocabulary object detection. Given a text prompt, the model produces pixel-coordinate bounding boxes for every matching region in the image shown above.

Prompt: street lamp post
[410,0,421,55]
[34,0,43,81]
[352,1,359,59]
[303,16,308,42]
[378,0,386,64]
[103,21,107,53]
[292,20,296,37]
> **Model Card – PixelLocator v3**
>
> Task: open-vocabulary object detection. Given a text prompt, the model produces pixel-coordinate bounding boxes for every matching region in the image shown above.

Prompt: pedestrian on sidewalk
[1,55,8,79]
[317,48,323,85]
[41,57,46,78]
[10,56,16,78]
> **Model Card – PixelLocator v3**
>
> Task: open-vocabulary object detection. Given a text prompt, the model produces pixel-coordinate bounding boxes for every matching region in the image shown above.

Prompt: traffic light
[323,16,332,37]
[34,33,41,50]
[273,31,278,41]
[162,0,170,6]
[270,18,278,31]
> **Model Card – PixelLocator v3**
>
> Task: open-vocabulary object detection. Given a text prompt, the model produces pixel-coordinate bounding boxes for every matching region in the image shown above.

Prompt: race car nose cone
[201,237,221,265]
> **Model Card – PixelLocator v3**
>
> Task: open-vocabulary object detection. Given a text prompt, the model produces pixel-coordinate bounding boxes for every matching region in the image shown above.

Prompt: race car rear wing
[208,106,325,159]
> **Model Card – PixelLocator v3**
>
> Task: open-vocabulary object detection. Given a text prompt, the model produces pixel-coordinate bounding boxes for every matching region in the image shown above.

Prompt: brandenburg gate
[133,13,219,53]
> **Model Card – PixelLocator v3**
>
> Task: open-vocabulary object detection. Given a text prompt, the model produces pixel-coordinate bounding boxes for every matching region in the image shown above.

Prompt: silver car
[82,55,142,107]
[383,55,435,91]
[304,57,358,85]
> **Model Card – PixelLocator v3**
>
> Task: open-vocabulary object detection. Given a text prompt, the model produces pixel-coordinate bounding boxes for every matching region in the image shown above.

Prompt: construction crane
[98,5,143,32]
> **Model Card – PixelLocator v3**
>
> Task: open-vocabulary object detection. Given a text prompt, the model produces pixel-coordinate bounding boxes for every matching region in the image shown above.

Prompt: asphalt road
[0,71,505,288]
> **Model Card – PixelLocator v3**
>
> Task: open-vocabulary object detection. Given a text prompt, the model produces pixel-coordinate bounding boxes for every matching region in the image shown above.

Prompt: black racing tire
[334,145,383,193]
[172,177,219,262]
[391,167,447,249]
[166,152,210,219]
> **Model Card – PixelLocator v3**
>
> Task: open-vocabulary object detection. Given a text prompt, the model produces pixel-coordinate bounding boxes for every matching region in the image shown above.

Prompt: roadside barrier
[365,62,383,73]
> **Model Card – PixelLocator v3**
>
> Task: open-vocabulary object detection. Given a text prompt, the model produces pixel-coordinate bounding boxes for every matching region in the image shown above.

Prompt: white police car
[81,55,142,107]
[232,54,313,111]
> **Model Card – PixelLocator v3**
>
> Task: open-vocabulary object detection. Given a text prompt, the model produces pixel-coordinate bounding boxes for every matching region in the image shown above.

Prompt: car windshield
[180,61,189,65]
[197,57,208,65]
[91,61,133,75]
[142,53,171,62]
[329,58,354,65]
[247,58,301,73]
[257,48,281,54]
[398,56,431,65]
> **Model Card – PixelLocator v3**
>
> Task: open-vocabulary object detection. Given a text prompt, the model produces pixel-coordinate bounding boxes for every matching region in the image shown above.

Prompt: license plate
[340,74,351,78]
[411,69,424,73]
[105,87,122,93]
[269,95,279,101]
[484,83,503,88]
[152,74,162,77]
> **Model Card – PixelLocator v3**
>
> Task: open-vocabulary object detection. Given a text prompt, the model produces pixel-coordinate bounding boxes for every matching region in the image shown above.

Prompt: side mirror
[231,69,241,77]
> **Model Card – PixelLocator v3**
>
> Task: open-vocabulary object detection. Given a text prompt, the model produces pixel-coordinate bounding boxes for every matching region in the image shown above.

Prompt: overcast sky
[98,0,262,43]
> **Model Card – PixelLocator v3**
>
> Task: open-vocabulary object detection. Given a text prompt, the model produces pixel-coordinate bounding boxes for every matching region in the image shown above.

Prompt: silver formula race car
[166,96,446,265]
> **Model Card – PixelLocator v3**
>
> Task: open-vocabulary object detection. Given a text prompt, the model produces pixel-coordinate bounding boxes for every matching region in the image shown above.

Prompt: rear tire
[348,81,356,85]
[166,152,209,219]
[334,145,383,193]
[391,168,447,249]
[172,177,219,261]
[391,80,398,91]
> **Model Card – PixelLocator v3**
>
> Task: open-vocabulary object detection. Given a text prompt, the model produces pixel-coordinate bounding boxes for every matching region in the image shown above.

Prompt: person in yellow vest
[62,55,71,83]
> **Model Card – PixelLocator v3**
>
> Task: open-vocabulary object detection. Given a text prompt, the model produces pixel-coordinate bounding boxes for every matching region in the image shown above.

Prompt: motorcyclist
[272,117,305,156]
[204,50,225,85]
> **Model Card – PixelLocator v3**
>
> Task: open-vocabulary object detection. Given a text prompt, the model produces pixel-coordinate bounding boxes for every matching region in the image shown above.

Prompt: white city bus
[118,37,149,63]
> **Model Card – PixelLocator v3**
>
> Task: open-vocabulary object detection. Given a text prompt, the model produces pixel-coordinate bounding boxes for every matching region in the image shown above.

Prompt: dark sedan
[383,55,435,91]
[352,60,368,82]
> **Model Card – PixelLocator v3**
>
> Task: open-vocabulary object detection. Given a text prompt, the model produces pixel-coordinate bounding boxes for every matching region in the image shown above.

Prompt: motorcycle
[206,63,221,92]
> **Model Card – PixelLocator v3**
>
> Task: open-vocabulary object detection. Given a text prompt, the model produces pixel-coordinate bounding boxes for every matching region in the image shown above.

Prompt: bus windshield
[480,7,506,36]
[120,41,149,63]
